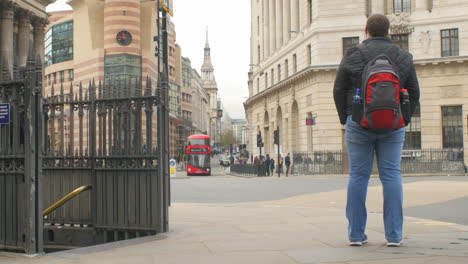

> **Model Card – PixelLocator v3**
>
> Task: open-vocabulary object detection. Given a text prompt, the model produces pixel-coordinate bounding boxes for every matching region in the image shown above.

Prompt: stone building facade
[191,68,210,135]
[0,0,51,74]
[44,0,183,155]
[245,0,468,161]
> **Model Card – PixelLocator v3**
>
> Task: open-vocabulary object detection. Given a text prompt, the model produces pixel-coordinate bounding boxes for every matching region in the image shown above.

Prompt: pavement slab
[2,177,468,264]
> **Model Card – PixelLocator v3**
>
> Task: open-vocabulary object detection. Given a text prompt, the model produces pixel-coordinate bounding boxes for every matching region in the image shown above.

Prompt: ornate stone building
[0,0,51,75]
[245,0,468,161]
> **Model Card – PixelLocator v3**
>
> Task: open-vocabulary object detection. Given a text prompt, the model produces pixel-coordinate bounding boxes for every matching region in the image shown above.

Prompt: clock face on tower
[116,31,132,46]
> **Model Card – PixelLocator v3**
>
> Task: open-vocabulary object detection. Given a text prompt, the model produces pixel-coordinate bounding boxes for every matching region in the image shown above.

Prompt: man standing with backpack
[333,14,420,247]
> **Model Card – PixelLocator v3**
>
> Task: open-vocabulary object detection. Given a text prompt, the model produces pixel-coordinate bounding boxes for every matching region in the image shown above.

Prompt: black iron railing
[292,149,466,176]
[292,151,345,175]
[230,164,269,177]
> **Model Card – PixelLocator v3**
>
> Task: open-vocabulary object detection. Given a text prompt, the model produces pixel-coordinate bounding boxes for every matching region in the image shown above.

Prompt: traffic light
[274,129,280,145]
[257,132,262,147]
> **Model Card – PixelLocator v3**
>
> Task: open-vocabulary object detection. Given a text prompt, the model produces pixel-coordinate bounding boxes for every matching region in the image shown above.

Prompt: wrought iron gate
[42,78,169,250]
[0,56,43,254]
[1,54,169,253]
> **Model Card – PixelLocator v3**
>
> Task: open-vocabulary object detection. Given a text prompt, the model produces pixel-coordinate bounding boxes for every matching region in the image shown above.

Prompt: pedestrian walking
[278,155,283,174]
[265,154,271,176]
[333,14,420,247]
[285,153,291,177]
[270,158,275,176]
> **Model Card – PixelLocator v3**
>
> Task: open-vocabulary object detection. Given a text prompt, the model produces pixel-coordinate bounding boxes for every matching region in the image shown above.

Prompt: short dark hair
[366,14,390,37]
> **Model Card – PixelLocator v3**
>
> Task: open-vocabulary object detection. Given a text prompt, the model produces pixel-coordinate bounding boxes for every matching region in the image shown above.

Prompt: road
[173,157,468,225]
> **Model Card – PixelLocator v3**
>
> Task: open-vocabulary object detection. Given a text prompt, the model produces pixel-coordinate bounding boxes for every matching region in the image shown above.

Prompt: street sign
[0,103,10,124]
[170,158,176,178]
[306,118,315,126]
[161,0,174,16]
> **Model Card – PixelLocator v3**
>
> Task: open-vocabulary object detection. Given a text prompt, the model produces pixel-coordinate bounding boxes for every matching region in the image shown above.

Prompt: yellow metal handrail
[42,185,92,217]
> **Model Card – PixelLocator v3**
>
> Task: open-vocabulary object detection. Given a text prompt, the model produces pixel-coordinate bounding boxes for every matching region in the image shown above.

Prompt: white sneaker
[386,242,402,247]
[349,239,368,246]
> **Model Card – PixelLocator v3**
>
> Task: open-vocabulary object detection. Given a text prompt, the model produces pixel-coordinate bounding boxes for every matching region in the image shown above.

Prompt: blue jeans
[345,116,405,243]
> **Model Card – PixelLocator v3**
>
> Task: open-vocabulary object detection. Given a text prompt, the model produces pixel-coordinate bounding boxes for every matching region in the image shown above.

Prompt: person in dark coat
[285,153,291,176]
[333,14,420,247]
[265,154,271,176]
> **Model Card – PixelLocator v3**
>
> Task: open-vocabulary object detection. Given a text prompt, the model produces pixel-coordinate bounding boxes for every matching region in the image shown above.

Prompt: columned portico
[1,3,15,74]
[283,0,290,44]
[291,0,299,34]
[275,0,283,48]
[33,20,46,61]
[0,0,49,77]
[18,11,32,66]
[264,0,270,57]
[269,0,276,52]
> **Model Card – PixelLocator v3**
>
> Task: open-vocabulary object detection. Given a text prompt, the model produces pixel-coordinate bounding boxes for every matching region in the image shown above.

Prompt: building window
[257,45,261,63]
[442,106,463,149]
[292,54,297,73]
[307,0,313,24]
[257,77,260,93]
[277,64,281,81]
[53,72,57,84]
[265,73,268,88]
[68,69,74,81]
[392,34,409,51]
[284,59,289,78]
[307,44,312,65]
[394,0,411,13]
[343,37,359,56]
[104,54,142,90]
[60,71,64,82]
[404,103,421,149]
[441,29,459,57]
[271,69,274,85]
[45,20,74,66]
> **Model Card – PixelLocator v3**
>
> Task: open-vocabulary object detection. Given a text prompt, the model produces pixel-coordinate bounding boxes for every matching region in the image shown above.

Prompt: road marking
[415,221,456,226]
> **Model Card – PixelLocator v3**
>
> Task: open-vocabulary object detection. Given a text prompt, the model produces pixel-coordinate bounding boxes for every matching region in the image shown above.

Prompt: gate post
[22,52,43,254]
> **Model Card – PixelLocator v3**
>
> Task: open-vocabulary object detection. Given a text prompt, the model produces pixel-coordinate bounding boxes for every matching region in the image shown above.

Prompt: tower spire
[205,27,210,49]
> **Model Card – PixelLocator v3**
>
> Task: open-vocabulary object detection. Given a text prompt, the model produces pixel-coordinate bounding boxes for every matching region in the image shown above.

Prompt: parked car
[219,155,231,166]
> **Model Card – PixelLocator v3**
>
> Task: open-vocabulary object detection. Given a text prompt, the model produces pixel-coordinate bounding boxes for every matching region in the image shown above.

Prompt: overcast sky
[47,0,250,119]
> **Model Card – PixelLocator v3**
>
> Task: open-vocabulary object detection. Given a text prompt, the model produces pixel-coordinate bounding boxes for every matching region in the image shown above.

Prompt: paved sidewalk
[3,202,468,264]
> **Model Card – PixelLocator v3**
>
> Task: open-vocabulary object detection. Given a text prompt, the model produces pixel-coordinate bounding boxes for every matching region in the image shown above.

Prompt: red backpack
[357,47,406,130]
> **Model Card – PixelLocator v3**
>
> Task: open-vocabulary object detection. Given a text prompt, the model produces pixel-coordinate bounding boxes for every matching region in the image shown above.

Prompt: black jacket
[333,37,420,125]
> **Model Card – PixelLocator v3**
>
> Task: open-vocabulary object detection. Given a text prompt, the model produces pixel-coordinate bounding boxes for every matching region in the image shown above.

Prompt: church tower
[201,29,219,141]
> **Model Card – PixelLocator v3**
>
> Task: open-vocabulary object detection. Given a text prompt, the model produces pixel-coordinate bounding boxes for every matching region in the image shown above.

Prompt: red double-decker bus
[186,134,211,176]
